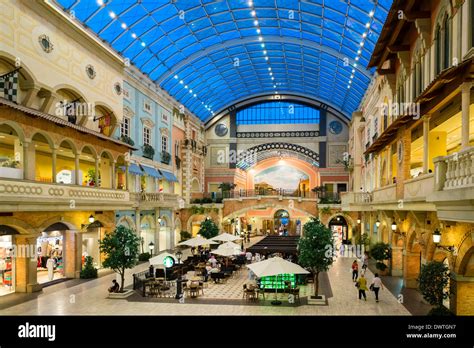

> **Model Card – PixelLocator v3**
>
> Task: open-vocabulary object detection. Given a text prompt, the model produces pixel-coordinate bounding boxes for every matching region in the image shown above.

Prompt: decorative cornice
[236,130,320,138]
[140,117,155,128]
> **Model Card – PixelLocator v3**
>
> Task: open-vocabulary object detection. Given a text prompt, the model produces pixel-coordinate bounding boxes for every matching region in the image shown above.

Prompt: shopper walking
[361,251,369,271]
[355,273,368,301]
[351,260,359,282]
[370,273,384,302]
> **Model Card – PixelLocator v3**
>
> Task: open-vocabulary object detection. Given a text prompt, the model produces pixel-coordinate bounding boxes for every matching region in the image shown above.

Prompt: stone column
[403,250,421,288]
[461,83,472,150]
[75,232,83,278]
[111,160,116,190]
[74,154,81,185]
[14,234,41,293]
[422,116,430,173]
[125,163,130,191]
[63,230,78,278]
[391,246,404,277]
[135,209,141,238]
[95,158,100,187]
[155,208,161,251]
[51,147,57,183]
[449,273,474,315]
[23,140,35,181]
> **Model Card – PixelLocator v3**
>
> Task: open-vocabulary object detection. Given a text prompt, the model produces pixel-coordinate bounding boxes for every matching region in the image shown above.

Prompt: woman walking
[370,273,384,302]
[351,260,359,282]
[356,273,368,301]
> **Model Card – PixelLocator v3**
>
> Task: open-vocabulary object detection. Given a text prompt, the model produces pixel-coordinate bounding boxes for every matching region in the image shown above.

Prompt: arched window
[443,15,451,70]
[435,25,442,75]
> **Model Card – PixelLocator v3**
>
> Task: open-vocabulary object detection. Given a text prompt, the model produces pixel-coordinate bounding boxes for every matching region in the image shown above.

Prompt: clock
[214,123,228,137]
[329,120,343,135]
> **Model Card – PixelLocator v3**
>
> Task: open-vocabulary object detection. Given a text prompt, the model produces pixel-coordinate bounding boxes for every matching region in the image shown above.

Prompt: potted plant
[218,182,236,198]
[370,242,391,275]
[0,157,23,179]
[99,225,140,297]
[120,135,135,146]
[80,256,98,279]
[180,230,192,241]
[142,144,155,160]
[298,217,334,305]
[86,169,97,186]
[161,150,171,164]
[418,261,453,315]
[198,218,219,239]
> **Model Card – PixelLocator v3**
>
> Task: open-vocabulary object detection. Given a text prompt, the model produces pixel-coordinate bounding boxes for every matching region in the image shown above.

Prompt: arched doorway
[328,215,349,252]
[82,220,104,269]
[274,209,290,236]
[36,222,69,284]
[158,216,171,252]
[140,215,155,255]
[0,123,24,180]
[0,225,19,296]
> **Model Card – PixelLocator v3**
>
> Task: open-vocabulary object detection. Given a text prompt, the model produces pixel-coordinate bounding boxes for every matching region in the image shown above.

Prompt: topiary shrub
[180,230,192,241]
[418,261,452,315]
[371,242,390,271]
[138,252,151,262]
[80,256,98,279]
[198,218,219,239]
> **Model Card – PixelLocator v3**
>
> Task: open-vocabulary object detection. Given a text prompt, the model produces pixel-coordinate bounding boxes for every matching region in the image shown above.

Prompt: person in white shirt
[255,253,261,263]
[370,273,384,302]
[245,251,252,264]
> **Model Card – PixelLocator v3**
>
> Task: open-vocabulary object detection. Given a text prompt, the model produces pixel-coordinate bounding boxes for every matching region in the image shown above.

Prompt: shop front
[81,221,104,269]
[36,229,65,284]
[0,226,17,296]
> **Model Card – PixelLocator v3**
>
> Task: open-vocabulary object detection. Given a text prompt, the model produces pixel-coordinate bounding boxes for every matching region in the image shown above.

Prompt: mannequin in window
[46,257,56,281]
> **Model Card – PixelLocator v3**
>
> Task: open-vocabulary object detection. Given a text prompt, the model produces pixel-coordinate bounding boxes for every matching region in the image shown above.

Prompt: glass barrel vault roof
[54,0,392,121]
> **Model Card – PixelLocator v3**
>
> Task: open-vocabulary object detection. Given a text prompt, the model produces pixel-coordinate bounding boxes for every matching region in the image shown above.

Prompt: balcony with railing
[130,191,180,208]
[403,173,434,201]
[0,178,131,211]
[341,192,373,210]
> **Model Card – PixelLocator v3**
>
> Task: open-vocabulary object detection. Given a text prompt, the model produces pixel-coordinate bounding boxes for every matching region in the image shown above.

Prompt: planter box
[307,294,326,305]
[108,289,135,299]
[0,167,23,180]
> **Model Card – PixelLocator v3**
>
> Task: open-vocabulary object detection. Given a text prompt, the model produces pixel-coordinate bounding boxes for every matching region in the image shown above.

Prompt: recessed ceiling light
[194,94,197,97]
[350,75,354,78]
[96,0,104,5]
[352,69,355,73]
[141,42,146,47]
[357,50,361,54]
[254,20,259,26]
[365,23,370,28]
[261,43,265,48]
[109,11,116,19]
[355,56,359,61]
[190,89,193,93]
[265,56,268,60]
[131,33,137,38]
[362,33,367,38]
[354,63,357,67]
[258,36,263,41]
[271,76,274,80]
[273,85,276,88]
[184,85,188,89]
[269,72,272,75]
[263,50,267,55]
[268,67,271,71]
[251,10,256,16]
[180,80,184,84]
[121,23,127,29]
[347,85,351,89]
[174,75,178,79]
[360,42,364,47]
[369,11,374,17]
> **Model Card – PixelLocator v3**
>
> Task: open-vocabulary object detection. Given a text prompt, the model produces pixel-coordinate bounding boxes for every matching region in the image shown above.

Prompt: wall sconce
[158,217,162,225]
[432,228,455,253]
[375,219,380,227]
[81,215,95,229]
[391,219,397,231]
[357,218,361,224]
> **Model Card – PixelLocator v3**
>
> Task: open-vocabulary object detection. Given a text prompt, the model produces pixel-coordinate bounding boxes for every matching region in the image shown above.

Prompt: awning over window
[141,165,162,179]
[129,163,143,176]
[161,170,178,183]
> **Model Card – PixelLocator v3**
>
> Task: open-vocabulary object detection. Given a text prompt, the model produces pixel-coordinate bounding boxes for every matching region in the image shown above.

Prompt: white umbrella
[247,257,309,305]
[212,246,240,257]
[148,252,175,266]
[211,233,241,242]
[218,241,241,250]
[177,235,218,247]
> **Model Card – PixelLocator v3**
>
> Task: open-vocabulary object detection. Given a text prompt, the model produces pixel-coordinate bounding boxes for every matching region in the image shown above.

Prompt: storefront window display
[0,235,14,296]
[36,231,65,284]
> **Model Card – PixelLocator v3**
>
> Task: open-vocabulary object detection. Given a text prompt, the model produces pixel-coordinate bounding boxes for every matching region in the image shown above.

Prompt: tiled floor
[0,249,410,315]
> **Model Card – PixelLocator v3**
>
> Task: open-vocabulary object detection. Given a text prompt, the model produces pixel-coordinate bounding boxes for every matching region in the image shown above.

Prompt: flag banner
[0,68,20,103]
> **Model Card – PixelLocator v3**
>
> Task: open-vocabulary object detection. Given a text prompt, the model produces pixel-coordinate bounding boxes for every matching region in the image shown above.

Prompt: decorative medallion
[329,120,343,134]
[114,82,122,95]
[86,64,96,79]
[38,34,53,53]
[214,123,228,137]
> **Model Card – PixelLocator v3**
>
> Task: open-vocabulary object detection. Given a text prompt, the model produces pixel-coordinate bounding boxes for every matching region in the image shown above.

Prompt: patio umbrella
[211,233,241,242]
[148,252,175,266]
[247,257,309,305]
[176,235,218,247]
[219,241,241,250]
[212,247,240,257]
